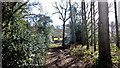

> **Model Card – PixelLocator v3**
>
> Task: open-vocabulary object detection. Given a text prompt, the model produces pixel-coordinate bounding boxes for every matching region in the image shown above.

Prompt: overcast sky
[26,0,120,26]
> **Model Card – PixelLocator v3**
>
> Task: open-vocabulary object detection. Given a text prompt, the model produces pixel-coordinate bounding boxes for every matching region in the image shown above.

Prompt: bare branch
[65,15,70,22]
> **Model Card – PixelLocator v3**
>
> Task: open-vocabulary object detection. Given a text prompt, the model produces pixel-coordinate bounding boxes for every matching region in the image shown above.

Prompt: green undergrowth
[111,44,120,64]
[70,45,98,63]
[70,45,120,65]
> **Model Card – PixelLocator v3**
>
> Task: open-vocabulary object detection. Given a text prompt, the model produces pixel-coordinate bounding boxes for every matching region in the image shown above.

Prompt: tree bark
[62,21,65,46]
[114,0,120,48]
[81,0,89,49]
[98,1,112,67]
[93,0,96,51]
[90,0,93,46]
[0,2,2,68]
[81,0,85,46]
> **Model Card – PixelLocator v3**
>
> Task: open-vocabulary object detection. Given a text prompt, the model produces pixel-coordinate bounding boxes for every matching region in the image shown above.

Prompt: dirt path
[45,47,92,68]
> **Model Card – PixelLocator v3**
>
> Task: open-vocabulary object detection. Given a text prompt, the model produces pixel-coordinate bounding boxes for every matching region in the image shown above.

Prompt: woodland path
[45,46,93,68]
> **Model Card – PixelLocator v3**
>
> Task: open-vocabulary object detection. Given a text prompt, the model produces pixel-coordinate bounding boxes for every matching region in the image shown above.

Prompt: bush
[70,45,98,63]
[71,46,85,58]
[2,14,51,68]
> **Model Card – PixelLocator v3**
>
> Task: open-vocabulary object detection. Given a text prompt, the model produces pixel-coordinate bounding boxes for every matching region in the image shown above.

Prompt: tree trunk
[90,0,93,46]
[62,21,65,46]
[93,0,96,51]
[72,9,76,45]
[81,0,85,46]
[69,0,76,45]
[114,0,120,48]
[98,1,112,68]
[0,2,2,68]
[81,0,89,49]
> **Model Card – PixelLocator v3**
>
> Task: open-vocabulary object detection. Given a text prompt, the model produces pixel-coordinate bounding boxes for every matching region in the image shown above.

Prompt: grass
[48,43,62,48]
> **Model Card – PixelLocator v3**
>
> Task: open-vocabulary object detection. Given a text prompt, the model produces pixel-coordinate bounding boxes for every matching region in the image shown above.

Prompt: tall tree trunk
[72,9,76,45]
[69,0,76,45]
[0,2,2,68]
[93,0,96,51]
[90,0,93,46]
[84,2,89,50]
[114,0,120,48]
[81,0,89,49]
[98,1,112,67]
[62,21,65,46]
[81,0,85,46]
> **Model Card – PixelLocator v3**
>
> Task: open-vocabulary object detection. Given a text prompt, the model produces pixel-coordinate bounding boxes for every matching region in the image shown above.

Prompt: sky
[29,0,64,26]
[25,0,120,26]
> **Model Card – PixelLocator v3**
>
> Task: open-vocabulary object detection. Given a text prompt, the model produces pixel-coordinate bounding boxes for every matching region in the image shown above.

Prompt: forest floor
[45,44,120,68]
[45,45,94,68]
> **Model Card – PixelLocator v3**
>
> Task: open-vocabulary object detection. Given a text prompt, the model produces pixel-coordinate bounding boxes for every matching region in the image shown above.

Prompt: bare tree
[53,2,70,46]
[98,1,112,67]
